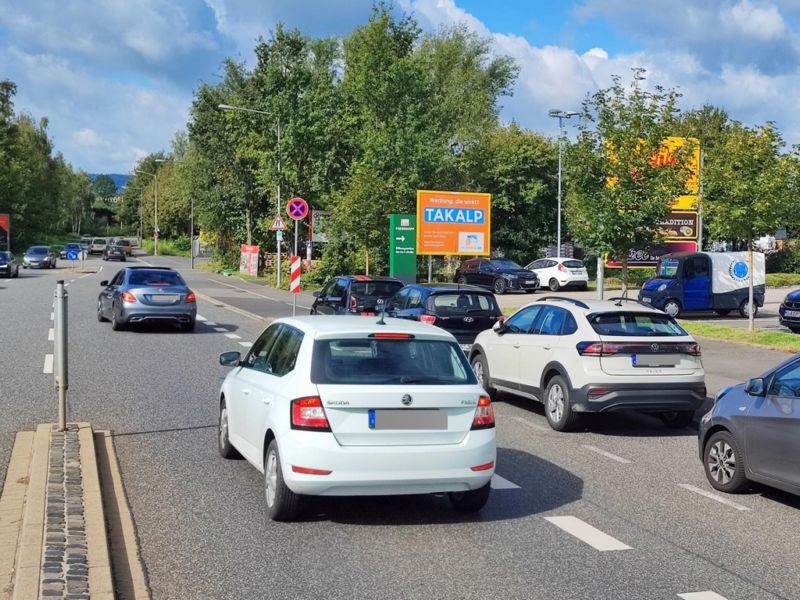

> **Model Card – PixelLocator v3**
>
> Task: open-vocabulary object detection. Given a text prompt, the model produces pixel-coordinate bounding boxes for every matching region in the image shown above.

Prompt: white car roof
[276,315,457,340]
[529,297,665,315]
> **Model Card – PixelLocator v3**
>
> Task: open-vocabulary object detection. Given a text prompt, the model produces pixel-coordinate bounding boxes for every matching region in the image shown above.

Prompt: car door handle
[513,344,521,349]
[543,345,552,350]
[262,397,273,405]
[242,389,250,396]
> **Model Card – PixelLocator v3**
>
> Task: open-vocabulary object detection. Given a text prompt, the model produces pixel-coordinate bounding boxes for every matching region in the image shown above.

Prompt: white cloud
[73,128,101,146]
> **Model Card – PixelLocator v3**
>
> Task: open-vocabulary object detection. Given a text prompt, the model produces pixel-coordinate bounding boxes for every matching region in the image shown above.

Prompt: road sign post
[286,198,309,316]
[389,214,417,284]
[54,281,69,432]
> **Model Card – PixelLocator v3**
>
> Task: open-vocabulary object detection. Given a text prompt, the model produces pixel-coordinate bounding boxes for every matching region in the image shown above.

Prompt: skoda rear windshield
[658,258,679,278]
[589,312,688,337]
[429,293,500,316]
[311,338,477,385]
[128,270,185,287]
[563,260,584,269]
[350,281,403,298]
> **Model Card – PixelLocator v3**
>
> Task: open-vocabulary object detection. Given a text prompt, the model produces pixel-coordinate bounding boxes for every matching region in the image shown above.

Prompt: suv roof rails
[607,296,652,308]
[535,296,590,310]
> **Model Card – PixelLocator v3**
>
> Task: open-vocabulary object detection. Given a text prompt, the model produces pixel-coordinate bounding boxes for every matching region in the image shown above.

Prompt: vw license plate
[785,310,800,318]
[368,409,446,430]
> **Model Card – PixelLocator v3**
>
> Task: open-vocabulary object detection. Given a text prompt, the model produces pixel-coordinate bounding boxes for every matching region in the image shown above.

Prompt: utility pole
[548,109,579,257]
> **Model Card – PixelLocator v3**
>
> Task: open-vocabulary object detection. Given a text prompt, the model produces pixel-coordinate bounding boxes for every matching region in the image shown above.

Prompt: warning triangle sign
[269,214,288,231]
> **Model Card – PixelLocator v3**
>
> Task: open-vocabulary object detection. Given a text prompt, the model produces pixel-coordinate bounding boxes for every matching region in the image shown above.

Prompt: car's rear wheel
[96,301,107,322]
[548,278,560,291]
[218,398,242,459]
[264,440,302,521]
[470,353,496,397]
[714,309,731,316]
[110,305,124,331]
[181,320,195,332]
[739,299,758,319]
[493,278,507,294]
[456,275,468,285]
[663,299,682,318]
[659,410,694,429]
[544,375,580,432]
[448,482,491,512]
[789,327,800,334]
[703,430,748,493]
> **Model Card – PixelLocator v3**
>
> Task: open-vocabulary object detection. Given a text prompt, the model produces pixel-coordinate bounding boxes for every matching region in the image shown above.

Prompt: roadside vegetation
[680,322,800,353]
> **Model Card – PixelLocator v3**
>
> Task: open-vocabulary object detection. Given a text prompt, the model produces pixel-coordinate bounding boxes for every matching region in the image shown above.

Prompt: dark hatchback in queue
[311,275,404,316]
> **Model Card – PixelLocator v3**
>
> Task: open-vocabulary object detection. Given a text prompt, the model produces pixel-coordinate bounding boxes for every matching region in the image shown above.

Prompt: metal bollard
[54,280,69,431]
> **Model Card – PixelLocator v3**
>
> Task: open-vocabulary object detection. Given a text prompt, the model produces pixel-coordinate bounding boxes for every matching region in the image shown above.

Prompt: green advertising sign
[389,213,416,284]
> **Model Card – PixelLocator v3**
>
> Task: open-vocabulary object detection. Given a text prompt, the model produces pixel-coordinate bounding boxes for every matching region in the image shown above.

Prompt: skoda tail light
[291,396,330,431]
[471,395,495,430]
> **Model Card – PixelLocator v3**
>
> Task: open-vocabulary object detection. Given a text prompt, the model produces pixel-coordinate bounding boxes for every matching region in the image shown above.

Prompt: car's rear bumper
[279,429,496,496]
[119,303,196,324]
[571,381,707,413]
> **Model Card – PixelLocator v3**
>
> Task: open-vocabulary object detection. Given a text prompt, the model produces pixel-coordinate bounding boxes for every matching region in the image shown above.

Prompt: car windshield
[430,293,499,315]
[66,244,80,250]
[92,238,106,244]
[563,260,584,269]
[491,260,522,270]
[0,251,10,260]
[116,240,130,245]
[311,338,477,385]
[589,312,688,337]
[28,247,48,255]
[350,281,404,298]
[127,270,185,287]
[658,258,680,279]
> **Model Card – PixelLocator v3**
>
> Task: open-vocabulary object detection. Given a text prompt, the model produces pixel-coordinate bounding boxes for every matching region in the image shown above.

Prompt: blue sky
[2,1,800,173]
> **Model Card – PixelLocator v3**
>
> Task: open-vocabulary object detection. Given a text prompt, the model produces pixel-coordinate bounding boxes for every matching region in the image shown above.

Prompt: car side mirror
[312,291,321,298]
[219,351,242,367]
[100,280,108,287]
[745,377,766,396]
[492,320,505,334]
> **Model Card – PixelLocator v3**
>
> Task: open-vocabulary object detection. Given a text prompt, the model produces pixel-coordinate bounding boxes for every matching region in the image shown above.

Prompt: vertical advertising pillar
[389,214,417,284]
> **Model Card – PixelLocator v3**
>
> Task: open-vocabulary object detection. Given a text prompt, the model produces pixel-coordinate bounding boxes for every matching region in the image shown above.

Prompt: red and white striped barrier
[290,255,301,294]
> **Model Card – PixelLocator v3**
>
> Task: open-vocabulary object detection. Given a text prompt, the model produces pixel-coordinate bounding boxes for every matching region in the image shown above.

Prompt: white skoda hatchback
[218,316,496,521]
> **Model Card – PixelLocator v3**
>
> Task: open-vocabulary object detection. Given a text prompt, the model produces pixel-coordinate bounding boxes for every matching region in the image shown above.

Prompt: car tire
[96,302,107,322]
[738,299,758,319]
[493,278,507,295]
[264,440,302,521]
[448,482,491,512]
[22,265,27,269]
[703,430,749,493]
[789,327,800,334]
[663,299,682,318]
[181,320,196,332]
[544,375,580,432]
[548,278,560,292]
[218,398,242,459]
[714,309,731,316]
[471,353,496,397]
[14,267,19,277]
[456,276,468,285]
[110,305,124,331]
[524,289,536,294]
[659,410,694,429]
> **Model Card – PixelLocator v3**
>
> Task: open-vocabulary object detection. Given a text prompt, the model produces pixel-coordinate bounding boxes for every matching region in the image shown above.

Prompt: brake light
[121,291,137,303]
[557,262,565,271]
[576,341,604,356]
[185,291,196,303]
[369,332,414,339]
[419,314,437,325]
[471,395,495,430]
[349,296,357,311]
[470,461,494,472]
[291,465,332,476]
[290,396,330,431]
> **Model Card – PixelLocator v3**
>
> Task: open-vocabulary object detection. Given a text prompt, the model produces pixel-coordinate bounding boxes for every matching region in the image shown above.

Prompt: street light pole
[218,103,282,287]
[548,109,579,258]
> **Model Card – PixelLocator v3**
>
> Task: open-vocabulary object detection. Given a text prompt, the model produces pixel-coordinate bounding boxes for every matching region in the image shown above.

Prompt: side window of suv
[330,279,347,301]
[533,306,568,335]
[266,326,305,377]
[504,306,542,334]
[387,288,408,311]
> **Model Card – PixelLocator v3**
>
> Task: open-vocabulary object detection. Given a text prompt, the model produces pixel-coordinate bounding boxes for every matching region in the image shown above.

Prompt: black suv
[454,258,538,294]
[386,283,503,349]
[311,276,404,315]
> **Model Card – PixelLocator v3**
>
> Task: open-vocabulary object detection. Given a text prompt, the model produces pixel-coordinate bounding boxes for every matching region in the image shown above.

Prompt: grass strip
[679,321,800,353]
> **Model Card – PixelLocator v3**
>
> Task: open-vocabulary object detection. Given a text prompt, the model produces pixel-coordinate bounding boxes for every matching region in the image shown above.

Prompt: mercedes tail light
[121,291,137,303]
[291,396,331,431]
[471,395,495,430]
[185,291,196,303]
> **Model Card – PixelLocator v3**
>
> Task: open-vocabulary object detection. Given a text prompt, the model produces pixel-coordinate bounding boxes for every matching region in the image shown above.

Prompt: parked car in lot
[60,243,83,260]
[89,237,108,255]
[454,258,539,295]
[217,315,496,521]
[469,296,706,431]
[23,246,56,269]
[524,257,589,291]
[385,283,503,352]
[102,244,126,262]
[699,354,800,498]
[97,267,196,331]
[0,251,19,277]
[311,276,404,315]
[778,289,800,333]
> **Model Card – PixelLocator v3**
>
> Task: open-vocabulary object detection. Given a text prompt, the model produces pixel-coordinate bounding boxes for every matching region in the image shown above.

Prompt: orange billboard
[416,190,491,256]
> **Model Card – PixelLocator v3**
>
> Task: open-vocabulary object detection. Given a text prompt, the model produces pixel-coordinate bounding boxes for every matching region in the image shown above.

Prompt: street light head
[565,111,580,118]
[548,109,563,117]
[218,104,235,111]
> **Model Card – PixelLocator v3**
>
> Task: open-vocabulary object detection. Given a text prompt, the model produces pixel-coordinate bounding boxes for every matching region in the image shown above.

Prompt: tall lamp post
[548,109,579,258]
[135,169,158,256]
[218,103,282,287]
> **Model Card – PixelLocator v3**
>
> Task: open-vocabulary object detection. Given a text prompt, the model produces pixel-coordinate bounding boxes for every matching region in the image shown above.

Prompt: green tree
[91,174,117,199]
[564,71,692,294]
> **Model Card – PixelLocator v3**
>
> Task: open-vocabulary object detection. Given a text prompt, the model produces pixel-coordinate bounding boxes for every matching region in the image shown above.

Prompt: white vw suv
[470,297,706,431]
[218,316,496,520]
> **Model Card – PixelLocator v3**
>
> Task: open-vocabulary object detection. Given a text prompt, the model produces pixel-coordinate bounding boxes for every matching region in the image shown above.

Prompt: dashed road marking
[48,328,54,341]
[678,484,750,511]
[224,333,241,340]
[43,354,53,374]
[581,444,632,464]
[205,321,218,326]
[238,341,253,348]
[678,592,730,600]
[544,516,632,551]
[491,475,521,490]
[510,415,549,432]
[50,312,54,321]
[212,278,314,310]
[196,315,207,322]
[213,327,227,333]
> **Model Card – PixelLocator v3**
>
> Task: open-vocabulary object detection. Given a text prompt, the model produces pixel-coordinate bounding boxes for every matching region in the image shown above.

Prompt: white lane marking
[48,328,54,341]
[544,516,632,551]
[43,354,53,374]
[196,314,207,322]
[98,266,104,273]
[78,272,93,279]
[491,475,521,490]
[581,444,632,464]
[678,592,730,600]
[205,321,217,326]
[64,283,70,287]
[212,278,314,310]
[213,327,227,332]
[50,312,54,321]
[224,333,241,340]
[510,415,549,432]
[678,484,750,511]
[133,258,153,266]
[70,279,75,283]
[238,341,253,348]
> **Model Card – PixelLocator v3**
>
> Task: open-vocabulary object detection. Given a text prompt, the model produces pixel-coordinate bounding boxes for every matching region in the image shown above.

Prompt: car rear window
[116,240,130,245]
[127,270,185,287]
[429,293,499,315]
[562,260,584,269]
[311,338,476,385]
[589,312,688,337]
[350,281,403,298]
[29,247,48,254]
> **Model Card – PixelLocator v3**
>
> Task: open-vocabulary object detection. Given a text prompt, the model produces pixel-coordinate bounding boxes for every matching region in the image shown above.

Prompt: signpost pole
[293,220,298,316]
[428,256,432,283]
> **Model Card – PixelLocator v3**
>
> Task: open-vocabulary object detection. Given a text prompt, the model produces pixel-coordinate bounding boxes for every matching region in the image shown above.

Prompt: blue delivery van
[638,251,765,319]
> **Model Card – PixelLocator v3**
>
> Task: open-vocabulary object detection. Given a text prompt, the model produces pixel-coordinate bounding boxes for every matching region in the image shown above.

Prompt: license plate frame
[368,409,447,430]
[632,354,678,367]
[784,310,800,318]
[640,297,652,303]
[149,294,180,303]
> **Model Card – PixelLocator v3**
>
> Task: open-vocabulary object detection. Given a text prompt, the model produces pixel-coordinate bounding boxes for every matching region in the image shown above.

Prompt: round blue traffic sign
[67,249,79,261]
[286,197,309,221]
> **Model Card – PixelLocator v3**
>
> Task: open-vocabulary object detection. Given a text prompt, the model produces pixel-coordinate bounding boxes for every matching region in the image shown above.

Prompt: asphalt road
[1,255,799,600]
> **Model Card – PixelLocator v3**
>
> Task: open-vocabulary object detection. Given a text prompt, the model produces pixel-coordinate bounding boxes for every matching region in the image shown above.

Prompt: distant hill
[89,173,129,193]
